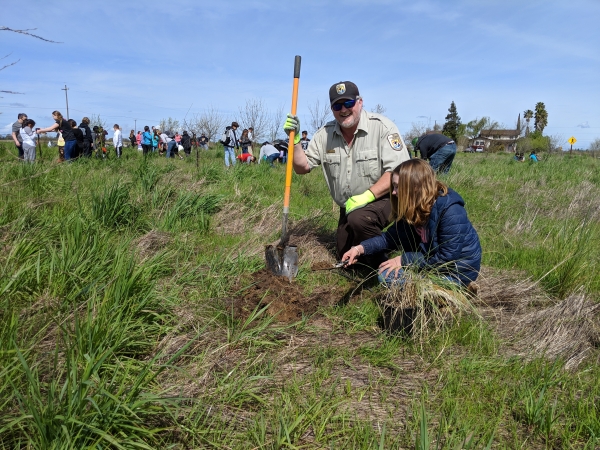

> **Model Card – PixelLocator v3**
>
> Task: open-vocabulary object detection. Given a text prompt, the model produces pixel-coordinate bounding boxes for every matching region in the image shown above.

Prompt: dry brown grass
[474,266,549,312]
[508,292,600,370]
[377,272,477,341]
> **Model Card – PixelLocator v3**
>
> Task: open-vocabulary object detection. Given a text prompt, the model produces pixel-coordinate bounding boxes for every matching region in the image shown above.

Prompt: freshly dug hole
[227,269,343,323]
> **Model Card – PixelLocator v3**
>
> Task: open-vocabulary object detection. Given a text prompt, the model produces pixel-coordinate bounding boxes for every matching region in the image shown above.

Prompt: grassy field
[0,144,599,449]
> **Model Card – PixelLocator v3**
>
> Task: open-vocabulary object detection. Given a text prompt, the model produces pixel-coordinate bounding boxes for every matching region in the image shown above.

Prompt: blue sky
[2,0,599,148]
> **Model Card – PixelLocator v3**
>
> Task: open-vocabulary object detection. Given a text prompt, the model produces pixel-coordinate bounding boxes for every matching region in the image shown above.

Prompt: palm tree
[523,109,533,136]
[534,103,548,134]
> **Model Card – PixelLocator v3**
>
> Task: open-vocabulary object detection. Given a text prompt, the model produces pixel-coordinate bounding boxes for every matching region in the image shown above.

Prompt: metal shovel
[265,55,301,280]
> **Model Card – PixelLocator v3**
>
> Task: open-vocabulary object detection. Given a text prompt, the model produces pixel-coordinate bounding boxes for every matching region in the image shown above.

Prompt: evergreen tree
[442,101,461,142]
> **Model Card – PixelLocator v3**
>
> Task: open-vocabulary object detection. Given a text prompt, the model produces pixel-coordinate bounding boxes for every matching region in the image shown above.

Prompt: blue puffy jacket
[361,188,481,285]
[142,131,153,145]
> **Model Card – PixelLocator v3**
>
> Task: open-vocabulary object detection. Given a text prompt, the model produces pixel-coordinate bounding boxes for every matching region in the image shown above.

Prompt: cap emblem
[336,83,346,95]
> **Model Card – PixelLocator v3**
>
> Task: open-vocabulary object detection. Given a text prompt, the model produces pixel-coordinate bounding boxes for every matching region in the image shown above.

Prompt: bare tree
[1,26,62,43]
[548,134,566,153]
[89,114,108,130]
[307,99,332,135]
[159,117,181,134]
[1,27,60,96]
[238,99,269,142]
[186,106,226,143]
[371,104,386,114]
[265,103,285,143]
[404,122,430,155]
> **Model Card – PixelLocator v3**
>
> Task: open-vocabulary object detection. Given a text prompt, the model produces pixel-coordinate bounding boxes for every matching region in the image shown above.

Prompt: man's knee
[346,209,375,232]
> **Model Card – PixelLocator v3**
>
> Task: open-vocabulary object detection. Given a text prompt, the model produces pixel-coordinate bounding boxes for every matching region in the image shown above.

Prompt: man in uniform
[12,113,28,160]
[412,133,457,173]
[283,81,410,267]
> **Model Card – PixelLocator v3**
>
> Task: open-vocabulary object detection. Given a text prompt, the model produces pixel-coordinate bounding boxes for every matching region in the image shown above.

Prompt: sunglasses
[332,99,357,111]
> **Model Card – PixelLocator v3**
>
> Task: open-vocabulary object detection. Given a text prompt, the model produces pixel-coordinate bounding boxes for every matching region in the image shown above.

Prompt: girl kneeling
[342,159,481,288]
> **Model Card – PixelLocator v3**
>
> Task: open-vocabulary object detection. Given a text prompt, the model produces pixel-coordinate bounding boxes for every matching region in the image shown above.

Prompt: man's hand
[283,114,301,145]
[345,190,375,215]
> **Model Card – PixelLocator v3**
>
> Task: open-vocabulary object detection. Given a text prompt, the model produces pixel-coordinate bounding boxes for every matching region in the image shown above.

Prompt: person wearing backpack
[221,121,239,167]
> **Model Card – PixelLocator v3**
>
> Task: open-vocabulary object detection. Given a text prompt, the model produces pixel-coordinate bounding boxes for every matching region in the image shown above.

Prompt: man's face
[332,97,362,129]
[302,132,307,139]
[19,116,27,123]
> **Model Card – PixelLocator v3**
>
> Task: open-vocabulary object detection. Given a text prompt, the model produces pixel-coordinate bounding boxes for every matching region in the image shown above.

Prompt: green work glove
[345,190,376,215]
[283,114,301,145]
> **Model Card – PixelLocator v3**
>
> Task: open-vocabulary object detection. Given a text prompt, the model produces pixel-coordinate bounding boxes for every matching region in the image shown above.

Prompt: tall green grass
[0,150,599,448]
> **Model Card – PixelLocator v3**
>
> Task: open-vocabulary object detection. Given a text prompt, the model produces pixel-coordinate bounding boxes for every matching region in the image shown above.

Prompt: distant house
[474,114,522,152]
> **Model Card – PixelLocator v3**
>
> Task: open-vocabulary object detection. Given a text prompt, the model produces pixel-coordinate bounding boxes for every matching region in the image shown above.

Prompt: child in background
[113,124,122,158]
[342,159,481,289]
[20,119,38,162]
[57,130,65,162]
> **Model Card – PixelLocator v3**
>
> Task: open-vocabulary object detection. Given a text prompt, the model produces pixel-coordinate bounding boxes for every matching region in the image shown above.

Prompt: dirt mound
[135,230,171,259]
[228,269,342,323]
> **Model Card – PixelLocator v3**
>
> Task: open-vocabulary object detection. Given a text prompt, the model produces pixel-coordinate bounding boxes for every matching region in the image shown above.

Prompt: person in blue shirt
[529,151,539,162]
[342,159,481,288]
[141,126,153,155]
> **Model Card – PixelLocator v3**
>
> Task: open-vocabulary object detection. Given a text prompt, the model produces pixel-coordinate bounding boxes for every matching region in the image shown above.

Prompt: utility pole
[61,84,70,119]
[134,119,137,133]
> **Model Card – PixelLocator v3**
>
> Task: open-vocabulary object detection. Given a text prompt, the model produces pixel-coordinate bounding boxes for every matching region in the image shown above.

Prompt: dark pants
[115,146,122,158]
[82,141,92,157]
[16,143,24,160]
[337,197,392,267]
[142,144,151,155]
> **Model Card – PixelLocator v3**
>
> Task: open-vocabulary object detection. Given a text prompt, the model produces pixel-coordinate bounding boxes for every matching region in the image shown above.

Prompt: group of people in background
[514,151,539,162]
[218,121,312,168]
[11,111,129,162]
[11,110,317,167]
[136,126,209,158]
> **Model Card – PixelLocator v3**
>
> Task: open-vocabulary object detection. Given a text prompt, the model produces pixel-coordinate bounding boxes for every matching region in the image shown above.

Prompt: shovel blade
[265,245,298,280]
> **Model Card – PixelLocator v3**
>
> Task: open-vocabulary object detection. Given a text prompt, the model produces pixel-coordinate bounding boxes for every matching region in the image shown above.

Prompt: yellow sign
[568,136,577,145]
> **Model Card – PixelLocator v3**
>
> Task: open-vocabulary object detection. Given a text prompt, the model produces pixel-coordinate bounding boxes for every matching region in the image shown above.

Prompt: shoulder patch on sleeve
[387,133,403,150]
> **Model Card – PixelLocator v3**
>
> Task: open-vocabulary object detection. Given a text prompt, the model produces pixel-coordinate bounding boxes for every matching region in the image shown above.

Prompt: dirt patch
[228,269,343,323]
[135,230,171,259]
[310,261,336,271]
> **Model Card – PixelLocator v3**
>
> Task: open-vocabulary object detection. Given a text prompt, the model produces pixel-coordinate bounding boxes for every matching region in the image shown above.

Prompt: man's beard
[338,114,359,129]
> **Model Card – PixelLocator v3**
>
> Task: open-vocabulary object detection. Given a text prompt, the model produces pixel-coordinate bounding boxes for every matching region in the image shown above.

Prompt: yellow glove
[283,114,301,145]
[345,190,375,215]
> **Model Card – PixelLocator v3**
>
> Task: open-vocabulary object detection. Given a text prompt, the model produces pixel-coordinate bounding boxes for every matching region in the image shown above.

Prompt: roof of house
[480,129,519,137]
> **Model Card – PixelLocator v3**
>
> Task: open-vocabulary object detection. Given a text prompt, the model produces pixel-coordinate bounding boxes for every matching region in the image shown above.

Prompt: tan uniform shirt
[304,110,410,207]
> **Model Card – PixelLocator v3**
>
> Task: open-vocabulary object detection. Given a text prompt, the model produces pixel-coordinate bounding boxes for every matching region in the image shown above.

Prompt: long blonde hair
[390,159,448,227]
[52,110,64,121]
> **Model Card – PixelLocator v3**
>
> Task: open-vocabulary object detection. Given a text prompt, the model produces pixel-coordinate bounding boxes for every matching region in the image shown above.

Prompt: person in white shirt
[258,141,280,167]
[19,119,38,162]
[112,124,123,158]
